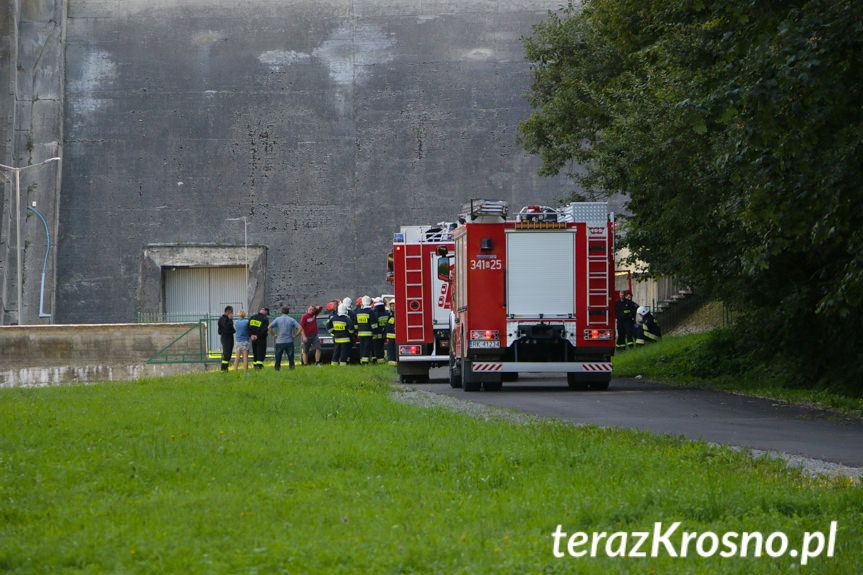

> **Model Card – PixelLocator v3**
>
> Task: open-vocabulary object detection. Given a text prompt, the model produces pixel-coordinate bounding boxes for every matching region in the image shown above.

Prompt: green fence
[137,312,306,364]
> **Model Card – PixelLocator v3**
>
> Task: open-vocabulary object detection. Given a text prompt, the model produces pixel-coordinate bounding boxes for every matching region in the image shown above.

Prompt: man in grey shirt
[268,307,302,370]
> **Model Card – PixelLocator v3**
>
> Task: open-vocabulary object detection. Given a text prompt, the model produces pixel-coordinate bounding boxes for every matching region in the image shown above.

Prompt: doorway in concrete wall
[164,266,246,351]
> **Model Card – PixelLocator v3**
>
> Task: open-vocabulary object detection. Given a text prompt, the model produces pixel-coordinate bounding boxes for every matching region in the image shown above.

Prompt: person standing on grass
[300,303,324,366]
[614,290,638,350]
[217,305,235,371]
[373,297,387,363]
[385,299,397,365]
[326,303,355,366]
[355,296,377,365]
[233,310,251,373]
[269,307,302,370]
[248,307,270,369]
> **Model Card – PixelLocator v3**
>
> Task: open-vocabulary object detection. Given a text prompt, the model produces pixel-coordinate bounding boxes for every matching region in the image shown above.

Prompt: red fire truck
[389,223,457,382]
[449,199,616,391]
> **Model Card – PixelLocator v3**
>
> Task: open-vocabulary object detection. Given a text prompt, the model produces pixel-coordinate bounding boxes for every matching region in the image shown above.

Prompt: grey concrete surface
[22,0,587,324]
[0,322,211,386]
[412,370,863,468]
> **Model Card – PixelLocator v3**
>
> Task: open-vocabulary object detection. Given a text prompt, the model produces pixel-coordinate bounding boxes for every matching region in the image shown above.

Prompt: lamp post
[226,216,248,310]
[0,156,61,324]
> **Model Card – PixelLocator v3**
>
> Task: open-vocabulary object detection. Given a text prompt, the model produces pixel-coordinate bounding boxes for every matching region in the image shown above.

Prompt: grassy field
[1,366,861,574]
[612,332,863,416]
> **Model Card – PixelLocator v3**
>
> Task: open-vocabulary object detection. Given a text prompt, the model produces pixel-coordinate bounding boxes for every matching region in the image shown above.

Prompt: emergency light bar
[516,205,558,223]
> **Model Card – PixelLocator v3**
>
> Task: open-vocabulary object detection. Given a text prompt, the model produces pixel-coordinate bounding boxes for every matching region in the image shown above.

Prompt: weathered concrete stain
[5,1,581,325]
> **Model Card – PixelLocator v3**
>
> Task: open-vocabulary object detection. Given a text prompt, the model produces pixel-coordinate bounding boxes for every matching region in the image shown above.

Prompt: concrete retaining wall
[0,323,213,387]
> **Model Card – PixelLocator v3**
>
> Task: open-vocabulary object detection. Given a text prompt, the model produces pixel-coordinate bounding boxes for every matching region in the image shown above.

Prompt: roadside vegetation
[1,367,861,574]
[519,0,863,393]
[612,330,863,416]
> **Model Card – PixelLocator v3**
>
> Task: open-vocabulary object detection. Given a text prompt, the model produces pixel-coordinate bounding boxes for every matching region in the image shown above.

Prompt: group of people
[323,296,397,366]
[216,295,397,372]
[614,290,662,349]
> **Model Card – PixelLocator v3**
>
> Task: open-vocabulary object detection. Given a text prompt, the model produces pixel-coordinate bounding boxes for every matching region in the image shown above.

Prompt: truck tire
[567,372,611,391]
[398,363,429,384]
[482,379,502,391]
[449,354,462,388]
[461,363,481,392]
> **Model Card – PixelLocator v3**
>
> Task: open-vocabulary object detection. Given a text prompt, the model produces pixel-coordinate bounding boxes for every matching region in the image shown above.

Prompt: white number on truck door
[470,259,502,270]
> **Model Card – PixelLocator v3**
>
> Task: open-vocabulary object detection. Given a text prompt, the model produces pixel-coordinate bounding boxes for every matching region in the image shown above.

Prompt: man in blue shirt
[268,307,302,370]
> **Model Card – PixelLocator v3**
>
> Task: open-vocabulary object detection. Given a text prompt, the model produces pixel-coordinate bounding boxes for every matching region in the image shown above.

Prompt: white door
[164,266,245,350]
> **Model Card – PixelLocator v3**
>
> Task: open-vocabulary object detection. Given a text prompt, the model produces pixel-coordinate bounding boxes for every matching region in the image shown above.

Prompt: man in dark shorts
[300,304,324,366]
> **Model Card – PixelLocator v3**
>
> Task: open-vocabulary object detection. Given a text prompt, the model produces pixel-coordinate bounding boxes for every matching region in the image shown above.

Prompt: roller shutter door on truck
[506,231,575,317]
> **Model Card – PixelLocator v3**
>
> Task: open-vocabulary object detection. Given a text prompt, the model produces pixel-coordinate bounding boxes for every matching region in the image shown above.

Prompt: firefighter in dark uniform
[373,297,387,362]
[326,304,355,366]
[217,305,235,371]
[248,307,270,369]
[614,290,638,350]
[355,296,377,365]
[385,299,397,365]
[634,306,662,345]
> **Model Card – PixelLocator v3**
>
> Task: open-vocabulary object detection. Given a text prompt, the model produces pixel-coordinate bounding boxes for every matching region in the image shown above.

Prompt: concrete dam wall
[1,0,574,325]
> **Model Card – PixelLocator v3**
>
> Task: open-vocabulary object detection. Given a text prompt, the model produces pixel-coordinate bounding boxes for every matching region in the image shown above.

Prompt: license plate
[469,340,500,349]
[320,337,333,344]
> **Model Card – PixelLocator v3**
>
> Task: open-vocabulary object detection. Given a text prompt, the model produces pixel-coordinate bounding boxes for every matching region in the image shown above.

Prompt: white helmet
[373,297,384,306]
[342,296,353,309]
[361,295,372,307]
[338,303,348,315]
[637,306,649,316]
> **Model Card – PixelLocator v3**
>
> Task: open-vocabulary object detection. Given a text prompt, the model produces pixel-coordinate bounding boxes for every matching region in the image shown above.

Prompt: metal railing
[137,312,306,363]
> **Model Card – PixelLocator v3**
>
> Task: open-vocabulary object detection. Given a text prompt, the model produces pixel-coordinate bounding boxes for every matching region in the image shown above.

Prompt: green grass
[1,366,861,574]
[612,332,863,415]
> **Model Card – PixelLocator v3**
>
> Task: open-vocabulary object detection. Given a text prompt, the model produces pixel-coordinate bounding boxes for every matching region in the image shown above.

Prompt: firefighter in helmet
[614,290,638,350]
[355,295,377,365]
[634,305,662,345]
[326,303,355,366]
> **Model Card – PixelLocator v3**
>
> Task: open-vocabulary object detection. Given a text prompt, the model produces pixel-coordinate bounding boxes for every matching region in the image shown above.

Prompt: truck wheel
[482,379,502,392]
[461,363,481,392]
[449,355,462,388]
[398,363,429,384]
[566,373,589,390]
[567,372,611,391]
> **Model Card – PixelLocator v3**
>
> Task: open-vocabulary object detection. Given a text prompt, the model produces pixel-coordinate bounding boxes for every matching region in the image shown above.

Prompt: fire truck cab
[390,223,456,382]
[449,199,616,391]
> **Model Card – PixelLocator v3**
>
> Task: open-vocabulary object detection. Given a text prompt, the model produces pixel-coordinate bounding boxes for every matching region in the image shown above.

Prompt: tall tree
[520,0,863,388]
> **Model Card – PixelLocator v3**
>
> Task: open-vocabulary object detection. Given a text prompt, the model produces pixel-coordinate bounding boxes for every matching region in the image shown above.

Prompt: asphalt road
[410,369,863,468]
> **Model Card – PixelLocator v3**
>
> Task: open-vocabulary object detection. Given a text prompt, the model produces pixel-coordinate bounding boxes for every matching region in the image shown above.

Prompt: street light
[226,216,248,310]
[0,156,61,324]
